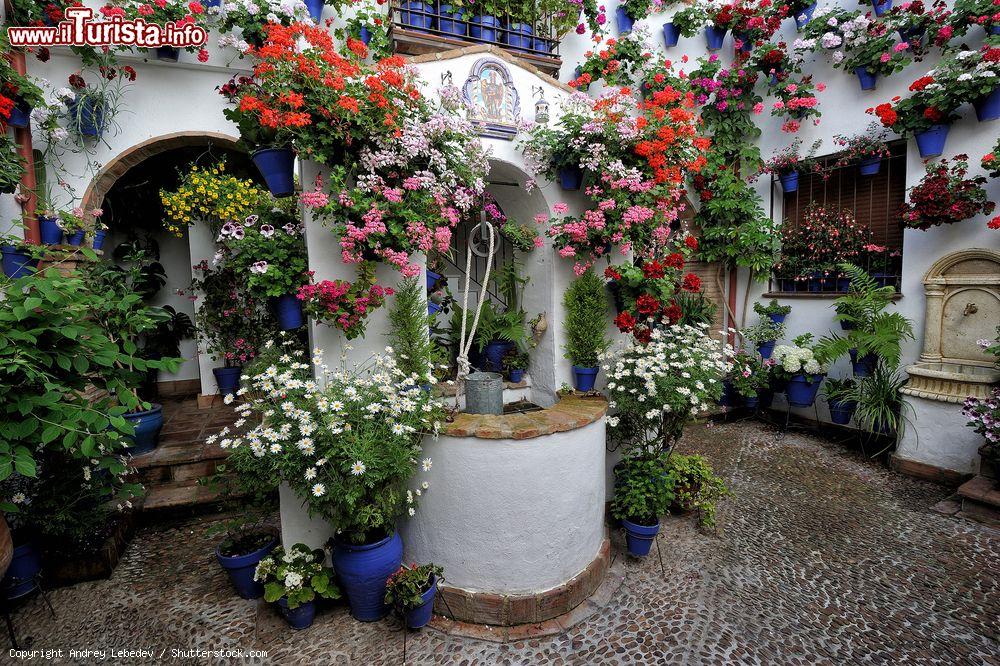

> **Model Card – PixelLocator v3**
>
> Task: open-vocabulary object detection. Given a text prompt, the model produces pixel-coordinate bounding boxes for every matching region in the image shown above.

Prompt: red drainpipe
[5,3,40,244]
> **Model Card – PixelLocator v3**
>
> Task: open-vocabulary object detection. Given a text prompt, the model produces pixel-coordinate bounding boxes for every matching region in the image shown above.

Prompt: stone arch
[922,247,1000,286]
[83,131,242,210]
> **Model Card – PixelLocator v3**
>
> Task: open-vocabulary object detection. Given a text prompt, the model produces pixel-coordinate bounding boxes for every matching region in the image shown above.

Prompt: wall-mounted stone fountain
[895,249,1000,480]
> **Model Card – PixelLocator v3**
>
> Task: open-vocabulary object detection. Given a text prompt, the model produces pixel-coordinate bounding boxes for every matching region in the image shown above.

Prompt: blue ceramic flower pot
[428,302,441,315]
[93,229,107,250]
[914,124,949,158]
[305,0,324,21]
[839,319,855,331]
[426,270,442,290]
[859,156,881,176]
[663,22,680,47]
[855,66,877,91]
[786,374,824,407]
[872,0,892,16]
[359,26,372,44]
[469,14,498,41]
[123,403,164,455]
[273,293,304,330]
[438,4,465,36]
[2,543,42,600]
[508,368,525,383]
[898,26,924,43]
[767,312,787,325]
[622,518,659,557]
[332,531,403,622]
[251,148,296,198]
[214,366,242,396]
[277,597,316,630]
[67,96,106,137]
[39,215,62,245]
[852,352,878,378]
[616,6,633,34]
[794,2,816,30]
[873,273,893,289]
[404,575,438,629]
[705,25,726,51]
[484,340,513,373]
[742,395,759,410]
[155,46,179,62]
[757,340,776,359]
[506,22,533,51]
[572,365,599,392]
[68,230,85,246]
[7,98,30,128]
[973,87,1000,122]
[991,25,1000,36]
[2,245,37,279]
[558,166,583,190]
[779,170,798,192]
[829,399,856,425]
[215,534,278,599]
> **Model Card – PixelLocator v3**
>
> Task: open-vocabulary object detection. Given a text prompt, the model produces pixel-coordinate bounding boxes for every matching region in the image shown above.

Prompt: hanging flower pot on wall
[67,96,106,138]
[858,156,882,176]
[663,22,680,47]
[331,530,403,622]
[973,87,1000,122]
[616,6,634,34]
[705,25,726,51]
[913,124,949,158]
[851,352,878,377]
[273,294,304,330]
[778,170,799,192]
[359,26,373,44]
[558,166,583,190]
[7,98,30,128]
[871,0,892,16]
[854,66,877,91]
[93,229,108,250]
[794,3,816,30]
[251,148,296,198]
[304,0,325,22]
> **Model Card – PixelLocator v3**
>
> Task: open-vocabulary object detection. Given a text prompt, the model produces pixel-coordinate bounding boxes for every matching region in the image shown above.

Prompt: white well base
[896,394,984,476]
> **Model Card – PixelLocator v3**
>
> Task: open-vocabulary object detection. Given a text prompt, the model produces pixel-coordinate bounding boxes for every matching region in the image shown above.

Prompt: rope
[454,222,496,408]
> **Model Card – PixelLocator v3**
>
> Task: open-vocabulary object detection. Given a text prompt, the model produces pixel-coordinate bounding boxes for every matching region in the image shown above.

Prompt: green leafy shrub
[611,452,676,525]
[563,270,610,368]
[387,277,436,385]
[255,544,340,609]
[385,563,443,611]
[663,454,730,528]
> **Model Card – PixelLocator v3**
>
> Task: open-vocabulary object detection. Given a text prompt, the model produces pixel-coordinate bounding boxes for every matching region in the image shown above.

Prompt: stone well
[399,395,609,626]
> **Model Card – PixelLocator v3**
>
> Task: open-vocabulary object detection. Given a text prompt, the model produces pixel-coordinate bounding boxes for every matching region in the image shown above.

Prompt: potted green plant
[752,299,791,324]
[727,350,767,409]
[501,347,530,383]
[761,138,821,193]
[816,264,914,378]
[563,269,611,391]
[255,544,340,630]
[384,562,444,629]
[833,124,891,176]
[662,454,730,527]
[501,219,541,253]
[742,319,785,360]
[611,452,676,557]
[517,99,593,189]
[823,377,857,425]
[386,277,437,387]
[841,362,909,452]
[62,67,130,142]
[455,262,528,373]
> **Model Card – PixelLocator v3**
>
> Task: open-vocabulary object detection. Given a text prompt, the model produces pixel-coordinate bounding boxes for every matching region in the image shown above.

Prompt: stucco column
[919,282,945,363]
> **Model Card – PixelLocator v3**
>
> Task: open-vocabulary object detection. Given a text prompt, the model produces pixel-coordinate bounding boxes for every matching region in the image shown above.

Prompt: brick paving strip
[3,420,998,664]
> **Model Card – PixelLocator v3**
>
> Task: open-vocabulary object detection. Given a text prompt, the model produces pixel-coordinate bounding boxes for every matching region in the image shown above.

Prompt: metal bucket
[464,372,503,415]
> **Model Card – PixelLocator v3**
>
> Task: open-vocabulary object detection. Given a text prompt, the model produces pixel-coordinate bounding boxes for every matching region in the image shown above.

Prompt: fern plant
[563,270,611,367]
[387,278,435,383]
[815,263,913,369]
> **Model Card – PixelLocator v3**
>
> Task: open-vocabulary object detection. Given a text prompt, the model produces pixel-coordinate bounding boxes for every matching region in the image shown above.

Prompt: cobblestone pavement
[5,420,999,665]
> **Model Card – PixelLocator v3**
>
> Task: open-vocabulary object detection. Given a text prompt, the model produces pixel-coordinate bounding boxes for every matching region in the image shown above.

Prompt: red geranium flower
[636,294,660,315]
[642,260,665,279]
[682,273,701,292]
[614,311,636,332]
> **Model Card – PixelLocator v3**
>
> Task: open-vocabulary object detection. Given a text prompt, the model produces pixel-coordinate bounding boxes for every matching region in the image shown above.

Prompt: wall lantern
[532,86,549,124]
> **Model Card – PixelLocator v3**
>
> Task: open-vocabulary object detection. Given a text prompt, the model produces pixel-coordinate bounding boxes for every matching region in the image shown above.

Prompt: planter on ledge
[913,124,949,158]
[786,373,824,407]
[505,22,533,51]
[616,7,634,34]
[469,14,499,42]
[858,156,881,176]
[251,148,296,198]
[508,368,525,383]
[794,2,816,30]
[438,4,465,37]
[213,366,242,396]
[572,365,599,392]
[331,530,403,622]
[67,230,85,246]
[39,215,62,245]
[622,518,659,557]
[215,533,278,599]
[123,404,164,455]
[93,229,108,250]
[2,245,38,279]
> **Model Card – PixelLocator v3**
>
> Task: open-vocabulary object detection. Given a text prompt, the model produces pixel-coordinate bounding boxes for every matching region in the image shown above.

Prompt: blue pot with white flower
[215,533,278,599]
[278,597,316,630]
[332,530,403,622]
[786,373,824,407]
[213,366,242,396]
[871,0,892,17]
[794,2,816,30]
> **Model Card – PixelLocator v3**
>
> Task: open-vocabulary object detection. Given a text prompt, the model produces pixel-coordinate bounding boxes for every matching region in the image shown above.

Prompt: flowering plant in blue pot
[771,334,829,407]
[385,562,444,629]
[612,452,677,557]
[833,124,890,177]
[742,318,785,360]
[727,350,768,407]
[256,544,340,630]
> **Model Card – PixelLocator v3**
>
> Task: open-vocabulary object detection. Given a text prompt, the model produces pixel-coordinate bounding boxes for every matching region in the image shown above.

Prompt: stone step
[139,478,232,515]
[129,441,229,485]
[956,476,1000,527]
